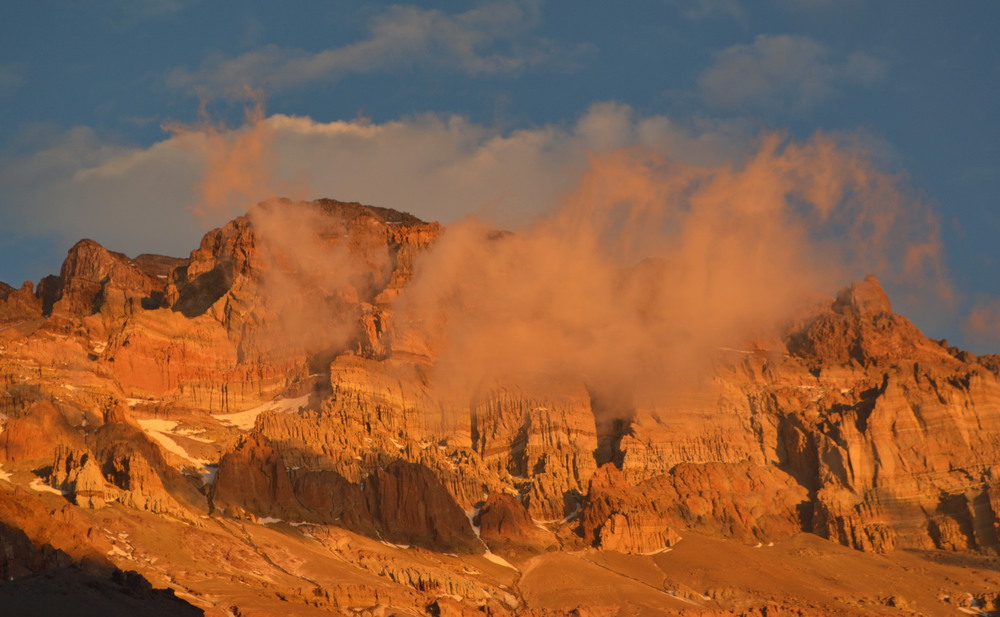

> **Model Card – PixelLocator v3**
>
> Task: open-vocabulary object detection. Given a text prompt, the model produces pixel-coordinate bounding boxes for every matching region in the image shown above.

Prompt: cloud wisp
[699,34,887,114]
[166,0,584,98]
[163,94,296,220]
[0,63,23,98]
[965,298,1000,352]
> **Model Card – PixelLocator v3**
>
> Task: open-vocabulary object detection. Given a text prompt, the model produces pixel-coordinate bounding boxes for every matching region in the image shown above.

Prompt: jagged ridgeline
[1,198,999,616]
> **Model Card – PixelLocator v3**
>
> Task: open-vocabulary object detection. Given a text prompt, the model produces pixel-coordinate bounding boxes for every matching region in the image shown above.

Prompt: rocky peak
[49,446,107,509]
[60,239,130,280]
[787,275,950,367]
[832,274,892,317]
[0,280,41,324]
[166,199,439,322]
[310,198,428,226]
[41,238,181,317]
[166,216,255,318]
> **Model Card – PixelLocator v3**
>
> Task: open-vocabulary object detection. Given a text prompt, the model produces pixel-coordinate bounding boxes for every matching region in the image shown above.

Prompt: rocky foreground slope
[0,198,998,616]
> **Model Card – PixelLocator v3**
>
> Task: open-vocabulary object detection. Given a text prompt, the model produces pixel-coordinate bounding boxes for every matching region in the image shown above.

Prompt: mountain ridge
[0,198,998,616]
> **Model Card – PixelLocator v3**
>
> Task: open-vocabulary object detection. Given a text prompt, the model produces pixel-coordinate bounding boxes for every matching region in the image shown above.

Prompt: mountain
[0,198,998,616]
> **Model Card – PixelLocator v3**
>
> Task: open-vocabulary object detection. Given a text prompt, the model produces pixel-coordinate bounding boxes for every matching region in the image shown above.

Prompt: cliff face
[471,378,598,520]
[1,198,999,616]
[544,273,999,555]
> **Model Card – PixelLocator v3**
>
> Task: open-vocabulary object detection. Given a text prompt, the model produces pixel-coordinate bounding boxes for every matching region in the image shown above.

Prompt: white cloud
[698,34,887,114]
[0,127,204,258]
[167,0,584,97]
[0,104,751,259]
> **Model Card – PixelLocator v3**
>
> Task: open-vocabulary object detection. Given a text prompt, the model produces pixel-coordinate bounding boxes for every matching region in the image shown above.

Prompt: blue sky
[1,1,998,351]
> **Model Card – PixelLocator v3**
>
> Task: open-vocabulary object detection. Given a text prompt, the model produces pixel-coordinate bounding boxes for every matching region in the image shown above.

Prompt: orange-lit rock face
[1,400,84,463]
[49,239,183,318]
[1,198,1000,615]
[63,199,445,413]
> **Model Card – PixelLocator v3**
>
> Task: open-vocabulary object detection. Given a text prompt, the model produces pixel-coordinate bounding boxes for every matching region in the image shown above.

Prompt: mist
[391,132,950,402]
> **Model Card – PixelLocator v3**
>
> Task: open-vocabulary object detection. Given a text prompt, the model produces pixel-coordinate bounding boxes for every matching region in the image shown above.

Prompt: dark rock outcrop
[476,491,556,555]
[364,460,482,554]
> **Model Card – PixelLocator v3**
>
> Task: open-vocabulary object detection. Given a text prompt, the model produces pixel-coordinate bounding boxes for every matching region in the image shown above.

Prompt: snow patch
[136,419,215,480]
[465,509,482,539]
[29,479,67,496]
[258,517,283,525]
[534,505,581,525]
[137,420,207,464]
[716,346,753,354]
[464,508,518,571]
[107,545,130,558]
[0,464,11,483]
[214,395,310,430]
[137,419,178,433]
[665,590,702,606]
[174,427,213,443]
[482,551,518,571]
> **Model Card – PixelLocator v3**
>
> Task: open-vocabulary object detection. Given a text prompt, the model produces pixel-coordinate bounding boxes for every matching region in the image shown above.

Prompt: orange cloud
[964,298,1000,352]
[164,92,301,220]
[392,131,950,403]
